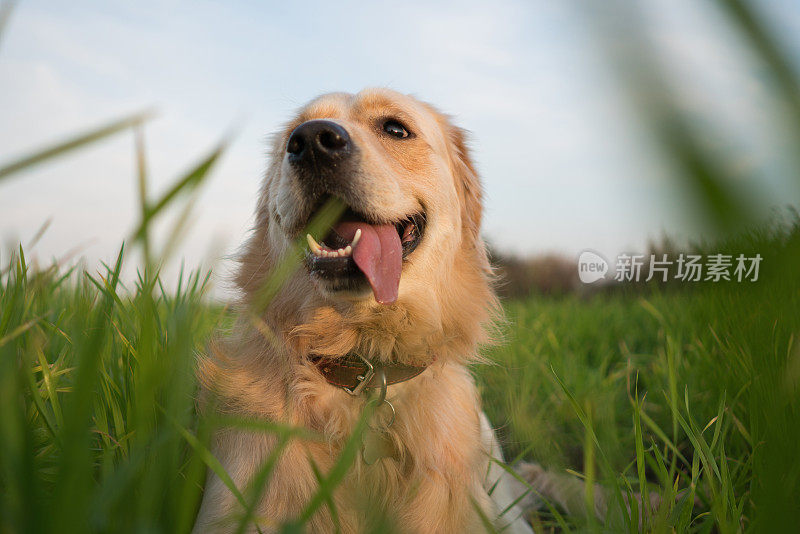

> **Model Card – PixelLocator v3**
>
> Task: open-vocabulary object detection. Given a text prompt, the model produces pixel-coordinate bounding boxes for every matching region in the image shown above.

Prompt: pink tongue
[333,221,402,304]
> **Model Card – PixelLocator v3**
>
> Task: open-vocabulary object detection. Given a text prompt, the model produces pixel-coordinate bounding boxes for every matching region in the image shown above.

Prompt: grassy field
[2,2,799,531]
[481,263,800,532]
[1,219,798,533]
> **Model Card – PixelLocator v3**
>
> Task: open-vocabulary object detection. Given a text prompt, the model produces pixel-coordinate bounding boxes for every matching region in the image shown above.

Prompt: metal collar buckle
[343,353,375,396]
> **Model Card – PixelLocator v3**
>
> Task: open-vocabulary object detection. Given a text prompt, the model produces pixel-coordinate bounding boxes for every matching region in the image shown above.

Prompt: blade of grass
[307,457,342,534]
[50,244,125,530]
[0,316,39,348]
[632,381,650,527]
[291,397,376,527]
[0,1,16,52]
[134,125,151,264]
[716,0,800,132]
[132,137,230,244]
[582,399,597,531]
[0,111,154,183]
[24,362,60,445]
[36,346,64,427]
[550,366,631,529]
[164,410,248,511]
[252,196,346,313]
[639,408,689,466]
[235,435,292,534]
[487,457,571,532]
[471,496,500,534]
[209,415,322,442]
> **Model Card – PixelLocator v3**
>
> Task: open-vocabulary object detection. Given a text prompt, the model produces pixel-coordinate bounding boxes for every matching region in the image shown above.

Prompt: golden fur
[194,88,529,533]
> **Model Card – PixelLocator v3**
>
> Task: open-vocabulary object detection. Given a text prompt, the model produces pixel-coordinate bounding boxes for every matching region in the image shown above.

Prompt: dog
[193,88,537,533]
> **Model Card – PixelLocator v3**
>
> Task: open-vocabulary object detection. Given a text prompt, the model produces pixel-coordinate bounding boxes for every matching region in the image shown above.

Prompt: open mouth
[305,207,426,304]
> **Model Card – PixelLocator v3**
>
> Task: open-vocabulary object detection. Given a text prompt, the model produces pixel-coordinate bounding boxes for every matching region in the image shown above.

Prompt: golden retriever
[193,88,536,533]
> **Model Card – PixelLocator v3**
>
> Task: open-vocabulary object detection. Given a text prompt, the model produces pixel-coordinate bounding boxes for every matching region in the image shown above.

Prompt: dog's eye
[383,120,410,139]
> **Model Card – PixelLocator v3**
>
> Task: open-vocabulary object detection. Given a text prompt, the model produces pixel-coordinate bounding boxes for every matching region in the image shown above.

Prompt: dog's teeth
[351,229,362,248]
[308,237,353,259]
[306,234,321,254]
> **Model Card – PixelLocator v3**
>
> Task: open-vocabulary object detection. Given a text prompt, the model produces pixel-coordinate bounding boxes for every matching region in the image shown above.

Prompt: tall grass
[0,245,220,532]
[2,0,800,532]
[0,87,363,532]
[481,218,800,531]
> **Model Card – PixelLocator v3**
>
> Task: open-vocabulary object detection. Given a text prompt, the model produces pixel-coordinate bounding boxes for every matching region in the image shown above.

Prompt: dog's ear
[446,124,483,243]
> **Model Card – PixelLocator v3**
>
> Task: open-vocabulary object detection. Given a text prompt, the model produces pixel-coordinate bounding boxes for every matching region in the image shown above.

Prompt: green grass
[0,246,217,532]
[2,1,800,531]
[479,224,800,532]
[2,221,799,533]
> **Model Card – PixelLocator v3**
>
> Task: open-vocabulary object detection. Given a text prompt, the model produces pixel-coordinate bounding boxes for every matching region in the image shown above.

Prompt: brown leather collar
[310,353,431,396]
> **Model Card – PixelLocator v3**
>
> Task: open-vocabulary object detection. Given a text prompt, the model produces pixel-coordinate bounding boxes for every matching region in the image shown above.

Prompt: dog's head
[239,88,497,363]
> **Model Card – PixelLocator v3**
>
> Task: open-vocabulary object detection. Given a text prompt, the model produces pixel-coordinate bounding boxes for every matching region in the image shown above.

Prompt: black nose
[286,120,351,165]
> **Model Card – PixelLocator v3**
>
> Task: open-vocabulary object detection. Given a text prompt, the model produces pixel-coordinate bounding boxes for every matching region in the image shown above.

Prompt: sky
[1,0,799,295]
